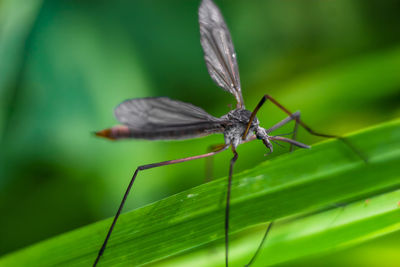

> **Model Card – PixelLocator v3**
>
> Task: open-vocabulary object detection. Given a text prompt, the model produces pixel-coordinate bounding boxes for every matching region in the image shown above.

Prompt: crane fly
[94,0,365,266]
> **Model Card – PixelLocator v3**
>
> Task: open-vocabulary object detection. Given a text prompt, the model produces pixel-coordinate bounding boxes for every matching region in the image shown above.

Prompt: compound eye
[256,135,262,140]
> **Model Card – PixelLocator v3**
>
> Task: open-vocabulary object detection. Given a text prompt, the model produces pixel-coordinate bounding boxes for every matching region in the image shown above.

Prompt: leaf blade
[0,119,399,267]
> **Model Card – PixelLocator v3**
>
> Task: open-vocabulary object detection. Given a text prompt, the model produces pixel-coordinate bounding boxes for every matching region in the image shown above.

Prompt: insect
[94,0,364,266]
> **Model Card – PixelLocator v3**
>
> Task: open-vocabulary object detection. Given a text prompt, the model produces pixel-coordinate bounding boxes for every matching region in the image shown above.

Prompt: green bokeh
[0,0,399,263]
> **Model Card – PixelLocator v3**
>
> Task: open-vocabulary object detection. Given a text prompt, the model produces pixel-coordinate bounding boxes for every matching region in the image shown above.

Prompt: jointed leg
[247,94,367,162]
[225,147,238,267]
[93,145,229,267]
[264,94,338,138]
[245,222,273,267]
[290,114,300,152]
[264,111,301,152]
[244,95,367,266]
[249,94,339,138]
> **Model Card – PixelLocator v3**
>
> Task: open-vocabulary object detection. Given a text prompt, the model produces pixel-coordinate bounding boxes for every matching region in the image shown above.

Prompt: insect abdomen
[95,124,225,141]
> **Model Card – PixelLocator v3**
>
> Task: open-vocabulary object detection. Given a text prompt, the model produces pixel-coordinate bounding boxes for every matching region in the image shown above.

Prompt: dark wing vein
[114,97,228,140]
[199,0,244,108]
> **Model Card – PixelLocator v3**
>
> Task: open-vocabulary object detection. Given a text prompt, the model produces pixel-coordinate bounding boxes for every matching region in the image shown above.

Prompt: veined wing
[106,97,228,140]
[199,0,244,108]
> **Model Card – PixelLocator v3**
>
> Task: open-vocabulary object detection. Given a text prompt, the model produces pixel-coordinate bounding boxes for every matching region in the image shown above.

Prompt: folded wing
[105,97,228,140]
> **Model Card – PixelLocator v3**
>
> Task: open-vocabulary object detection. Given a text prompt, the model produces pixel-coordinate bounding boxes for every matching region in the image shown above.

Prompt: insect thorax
[221,108,259,147]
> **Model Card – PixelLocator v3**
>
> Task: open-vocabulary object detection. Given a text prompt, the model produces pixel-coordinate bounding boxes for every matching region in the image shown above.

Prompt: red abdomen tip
[95,128,116,140]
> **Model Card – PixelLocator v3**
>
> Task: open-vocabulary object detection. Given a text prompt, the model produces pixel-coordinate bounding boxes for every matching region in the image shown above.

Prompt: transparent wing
[199,0,244,108]
[113,97,228,140]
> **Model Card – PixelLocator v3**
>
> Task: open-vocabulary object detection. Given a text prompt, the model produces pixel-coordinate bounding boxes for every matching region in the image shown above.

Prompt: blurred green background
[0,0,399,265]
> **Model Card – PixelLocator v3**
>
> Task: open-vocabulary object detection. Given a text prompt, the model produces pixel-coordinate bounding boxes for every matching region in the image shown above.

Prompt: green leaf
[155,189,400,267]
[1,118,399,266]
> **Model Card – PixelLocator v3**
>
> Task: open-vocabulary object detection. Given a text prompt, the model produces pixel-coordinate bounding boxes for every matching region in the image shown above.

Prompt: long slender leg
[93,145,229,267]
[265,95,368,161]
[241,135,257,144]
[245,222,273,267]
[214,138,255,208]
[264,112,309,149]
[225,147,238,267]
[269,136,310,149]
[245,95,368,162]
[265,111,300,134]
[266,111,301,152]
[244,95,367,266]
[290,113,300,152]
